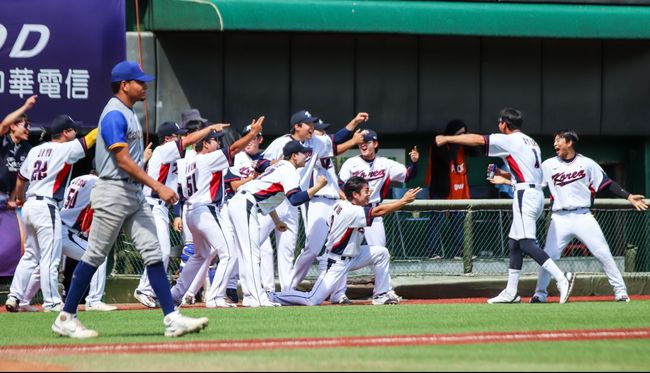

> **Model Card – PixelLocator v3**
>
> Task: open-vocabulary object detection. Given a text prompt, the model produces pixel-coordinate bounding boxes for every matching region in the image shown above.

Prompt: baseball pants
[534,210,627,300]
[172,204,237,304]
[289,196,337,289]
[9,197,63,309]
[270,245,392,306]
[510,186,544,240]
[273,199,299,291]
[136,199,172,297]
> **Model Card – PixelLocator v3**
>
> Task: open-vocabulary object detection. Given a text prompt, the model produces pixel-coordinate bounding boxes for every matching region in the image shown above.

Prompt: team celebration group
[1,61,647,339]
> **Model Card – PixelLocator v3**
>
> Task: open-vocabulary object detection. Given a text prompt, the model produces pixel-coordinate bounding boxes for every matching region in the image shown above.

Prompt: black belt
[149,199,165,206]
[369,202,379,208]
[341,256,353,261]
[35,196,58,202]
[558,207,588,212]
[100,176,137,184]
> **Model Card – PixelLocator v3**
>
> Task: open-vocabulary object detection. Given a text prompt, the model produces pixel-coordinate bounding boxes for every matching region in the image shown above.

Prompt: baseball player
[52,61,208,339]
[254,110,364,291]
[436,107,575,304]
[5,115,97,313]
[172,118,264,308]
[230,140,328,307]
[288,117,366,298]
[269,177,418,306]
[133,120,231,308]
[523,130,647,303]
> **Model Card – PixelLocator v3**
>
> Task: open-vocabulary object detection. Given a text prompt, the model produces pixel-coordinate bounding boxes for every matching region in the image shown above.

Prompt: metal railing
[111,199,649,279]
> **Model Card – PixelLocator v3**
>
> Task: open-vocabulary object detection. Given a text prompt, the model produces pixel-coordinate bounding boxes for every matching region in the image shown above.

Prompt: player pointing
[436,107,575,304]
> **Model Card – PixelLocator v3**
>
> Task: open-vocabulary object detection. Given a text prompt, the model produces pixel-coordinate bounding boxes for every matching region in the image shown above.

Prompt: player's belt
[32,195,58,203]
[100,176,138,184]
[148,199,165,206]
[369,202,380,208]
[554,207,589,213]
[513,183,542,191]
[313,195,338,200]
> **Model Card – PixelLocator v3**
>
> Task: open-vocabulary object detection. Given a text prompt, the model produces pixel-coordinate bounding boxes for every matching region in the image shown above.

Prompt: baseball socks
[63,261,98,314]
[541,259,566,282]
[505,269,521,296]
[146,261,176,316]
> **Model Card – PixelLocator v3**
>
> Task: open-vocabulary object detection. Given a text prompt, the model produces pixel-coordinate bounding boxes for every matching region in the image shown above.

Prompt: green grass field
[2,301,649,371]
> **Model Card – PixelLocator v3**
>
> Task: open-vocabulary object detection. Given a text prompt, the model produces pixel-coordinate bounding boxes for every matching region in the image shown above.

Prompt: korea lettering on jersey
[325,200,374,257]
[60,175,97,232]
[18,139,88,201]
[339,156,408,204]
[239,160,301,215]
[180,148,233,207]
[143,140,184,199]
[542,154,612,211]
[233,151,259,178]
[484,132,543,184]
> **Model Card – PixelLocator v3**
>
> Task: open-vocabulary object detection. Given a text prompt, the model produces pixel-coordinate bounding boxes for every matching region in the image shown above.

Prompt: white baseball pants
[272,199,299,291]
[136,200,172,297]
[534,210,627,299]
[510,186,544,240]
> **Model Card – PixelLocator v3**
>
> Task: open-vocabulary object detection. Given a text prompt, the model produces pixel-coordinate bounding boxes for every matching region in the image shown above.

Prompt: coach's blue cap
[283,140,312,157]
[50,114,81,135]
[111,60,155,83]
[362,129,378,142]
[314,119,331,131]
[290,110,319,127]
[157,121,188,138]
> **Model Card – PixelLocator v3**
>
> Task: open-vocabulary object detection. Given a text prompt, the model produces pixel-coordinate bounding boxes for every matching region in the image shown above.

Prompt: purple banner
[0,208,23,276]
[0,0,126,129]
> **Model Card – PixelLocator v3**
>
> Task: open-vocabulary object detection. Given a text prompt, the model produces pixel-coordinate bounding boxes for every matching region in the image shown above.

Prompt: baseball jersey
[260,134,294,162]
[176,148,197,200]
[180,148,233,207]
[299,135,335,191]
[484,132,543,184]
[233,151,260,178]
[60,174,98,232]
[143,139,184,199]
[0,134,31,194]
[308,134,340,198]
[95,97,144,179]
[542,154,611,211]
[339,156,409,204]
[324,200,374,257]
[239,160,301,215]
[18,139,88,201]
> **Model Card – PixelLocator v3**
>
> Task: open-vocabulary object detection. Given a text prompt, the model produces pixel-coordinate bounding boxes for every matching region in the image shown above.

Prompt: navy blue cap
[314,119,331,131]
[282,140,312,157]
[362,129,378,142]
[290,110,319,127]
[111,61,155,83]
[241,124,262,137]
[202,130,225,143]
[157,121,188,138]
[50,114,81,135]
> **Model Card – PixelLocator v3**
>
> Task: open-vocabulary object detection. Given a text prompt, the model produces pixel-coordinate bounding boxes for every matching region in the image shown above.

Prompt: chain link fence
[110,199,649,279]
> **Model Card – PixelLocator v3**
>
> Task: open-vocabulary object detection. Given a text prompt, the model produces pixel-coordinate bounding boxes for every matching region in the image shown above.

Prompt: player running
[436,107,575,304]
[269,176,418,306]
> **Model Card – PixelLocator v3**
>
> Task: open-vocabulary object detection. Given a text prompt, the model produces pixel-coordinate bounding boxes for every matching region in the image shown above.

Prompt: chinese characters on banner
[2,68,90,100]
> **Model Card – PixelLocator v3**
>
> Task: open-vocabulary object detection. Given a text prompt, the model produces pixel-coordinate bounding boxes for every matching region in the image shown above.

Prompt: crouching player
[269,177,420,306]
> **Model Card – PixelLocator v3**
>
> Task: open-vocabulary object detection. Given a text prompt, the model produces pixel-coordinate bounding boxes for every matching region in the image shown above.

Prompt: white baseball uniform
[178,147,197,245]
[534,154,628,300]
[136,139,184,297]
[484,132,544,240]
[172,147,237,305]
[229,160,306,306]
[338,155,414,246]
[270,200,393,306]
[9,138,89,309]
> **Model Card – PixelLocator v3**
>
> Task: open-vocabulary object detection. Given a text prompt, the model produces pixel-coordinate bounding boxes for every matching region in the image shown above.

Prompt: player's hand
[13,198,24,208]
[23,95,38,110]
[351,129,365,145]
[173,217,183,232]
[7,199,18,209]
[401,187,422,204]
[627,194,648,211]
[250,116,265,134]
[314,176,328,189]
[275,221,288,232]
[156,185,179,205]
[435,135,447,147]
[143,142,153,164]
[352,112,369,126]
[409,146,419,162]
[210,123,231,133]
[488,175,511,185]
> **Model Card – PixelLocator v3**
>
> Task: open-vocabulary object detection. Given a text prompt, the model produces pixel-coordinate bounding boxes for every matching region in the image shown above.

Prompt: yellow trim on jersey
[83,128,98,148]
[108,142,128,150]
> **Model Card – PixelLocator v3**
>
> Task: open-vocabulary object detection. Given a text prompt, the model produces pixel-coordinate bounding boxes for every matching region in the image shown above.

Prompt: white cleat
[372,292,400,305]
[52,312,98,339]
[558,272,576,304]
[164,311,209,337]
[43,303,64,312]
[85,301,118,312]
[206,298,237,308]
[134,290,158,308]
[487,290,521,304]
[181,292,196,306]
[259,300,282,307]
[615,294,631,303]
[5,296,19,313]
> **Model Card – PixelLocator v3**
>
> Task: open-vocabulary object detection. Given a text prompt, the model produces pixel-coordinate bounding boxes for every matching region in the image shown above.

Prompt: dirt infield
[2,327,650,356]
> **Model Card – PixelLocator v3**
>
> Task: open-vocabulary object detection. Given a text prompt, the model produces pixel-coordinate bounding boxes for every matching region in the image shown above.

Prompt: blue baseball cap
[283,140,312,157]
[50,114,81,135]
[362,129,378,142]
[290,110,319,127]
[157,121,188,138]
[111,61,155,83]
[314,119,331,131]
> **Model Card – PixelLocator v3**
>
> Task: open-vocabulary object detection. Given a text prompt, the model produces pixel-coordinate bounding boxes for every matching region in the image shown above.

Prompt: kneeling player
[269,177,420,306]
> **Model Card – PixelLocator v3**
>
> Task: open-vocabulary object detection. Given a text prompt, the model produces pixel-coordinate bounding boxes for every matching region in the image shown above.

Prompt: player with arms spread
[436,107,575,304]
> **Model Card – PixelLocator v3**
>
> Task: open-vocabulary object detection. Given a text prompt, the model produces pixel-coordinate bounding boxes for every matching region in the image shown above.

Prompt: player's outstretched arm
[371,187,422,217]
[181,123,231,149]
[113,146,179,205]
[0,95,37,136]
[229,116,264,155]
[345,112,369,131]
[336,129,364,155]
[435,133,485,147]
[627,194,648,211]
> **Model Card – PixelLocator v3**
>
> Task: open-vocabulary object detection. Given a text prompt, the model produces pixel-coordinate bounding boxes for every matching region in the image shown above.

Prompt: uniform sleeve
[280,164,301,193]
[261,137,284,161]
[100,111,129,150]
[316,135,334,158]
[388,159,408,183]
[589,159,611,191]
[350,205,374,228]
[485,133,511,158]
[18,152,31,181]
[161,140,183,164]
[338,159,352,183]
[206,148,232,172]
[66,139,87,164]
[540,160,551,188]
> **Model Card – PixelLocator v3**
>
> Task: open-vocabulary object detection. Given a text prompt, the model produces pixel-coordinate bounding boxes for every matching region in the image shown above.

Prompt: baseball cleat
[206,298,237,308]
[181,292,196,306]
[226,288,239,303]
[164,311,209,337]
[85,301,118,312]
[529,295,546,304]
[134,290,158,308]
[331,295,353,305]
[615,295,631,303]
[5,296,19,313]
[487,290,521,304]
[44,303,64,312]
[18,304,39,312]
[52,312,98,339]
[372,292,400,305]
[259,299,282,307]
[558,272,576,304]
